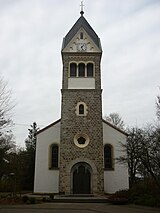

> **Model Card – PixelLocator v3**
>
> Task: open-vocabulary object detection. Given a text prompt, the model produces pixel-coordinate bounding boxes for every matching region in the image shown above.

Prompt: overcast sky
[0,0,160,147]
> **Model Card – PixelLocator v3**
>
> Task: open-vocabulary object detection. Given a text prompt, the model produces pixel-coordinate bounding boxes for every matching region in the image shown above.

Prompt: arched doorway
[72,162,92,194]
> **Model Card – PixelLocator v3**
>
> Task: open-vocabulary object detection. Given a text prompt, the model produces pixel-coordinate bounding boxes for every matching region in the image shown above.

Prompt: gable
[37,118,127,136]
[103,119,127,149]
[36,119,61,146]
[62,15,102,52]
[102,119,128,136]
[62,27,101,53]
[37,119,61,135]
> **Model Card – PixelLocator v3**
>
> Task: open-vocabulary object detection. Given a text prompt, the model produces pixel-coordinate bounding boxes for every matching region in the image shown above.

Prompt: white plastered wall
[34,121,60,193]
[68,78,95,89]
[103,122,129,193]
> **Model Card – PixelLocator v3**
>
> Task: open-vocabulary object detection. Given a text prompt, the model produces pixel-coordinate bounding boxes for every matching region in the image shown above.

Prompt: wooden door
[73,164,91,194]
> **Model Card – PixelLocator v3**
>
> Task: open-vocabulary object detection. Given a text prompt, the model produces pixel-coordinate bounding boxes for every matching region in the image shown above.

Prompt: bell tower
[59,8,104,194]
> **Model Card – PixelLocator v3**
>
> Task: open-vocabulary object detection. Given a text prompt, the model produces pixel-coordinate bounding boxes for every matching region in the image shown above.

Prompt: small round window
[74,133,89,148]
[77,137,86,145]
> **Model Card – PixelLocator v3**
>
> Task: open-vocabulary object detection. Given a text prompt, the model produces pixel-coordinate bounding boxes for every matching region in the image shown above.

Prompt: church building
[34,8,129,195]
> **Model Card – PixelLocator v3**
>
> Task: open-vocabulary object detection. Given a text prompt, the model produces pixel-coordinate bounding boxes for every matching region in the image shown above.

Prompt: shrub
[134,194,160,207]
[29,197,36,204]
[114,189,130,198]
[49,193,54,200]
[108,189,129,205]
[42,197,46,202]
[22,195,29,203]
[128,180,160,207]
[108,196,128,205]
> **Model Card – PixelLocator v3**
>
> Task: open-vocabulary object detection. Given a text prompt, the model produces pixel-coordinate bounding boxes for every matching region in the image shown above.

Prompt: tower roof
[62,15,101,50]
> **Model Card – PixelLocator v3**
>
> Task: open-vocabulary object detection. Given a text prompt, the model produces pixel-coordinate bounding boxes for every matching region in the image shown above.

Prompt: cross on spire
[80,1,84,16]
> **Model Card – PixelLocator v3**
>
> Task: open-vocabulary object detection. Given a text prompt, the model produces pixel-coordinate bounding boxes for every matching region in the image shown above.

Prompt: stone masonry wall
[60,53,104,194]
[60,89,104,194]
[61,53,102,90]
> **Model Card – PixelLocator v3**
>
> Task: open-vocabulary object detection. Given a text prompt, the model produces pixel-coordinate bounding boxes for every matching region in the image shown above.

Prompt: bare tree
[104,112,125,129]
[139,125,160,189]
[156,93,160,120]
[117,125,160,189]
[117,127,144,187]
[0,77,14,132]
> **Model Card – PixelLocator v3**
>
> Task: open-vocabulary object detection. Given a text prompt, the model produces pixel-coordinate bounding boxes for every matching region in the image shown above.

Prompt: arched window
[104,145,113,169]
[51,144,59,168]
[78,63,85,77]
[75,102,88,116]
[87,63,93,77]
[70,63,77,77]
[79,104,84,114]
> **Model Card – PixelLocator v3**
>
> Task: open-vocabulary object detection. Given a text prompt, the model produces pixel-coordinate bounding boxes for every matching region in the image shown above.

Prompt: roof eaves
[102,119,128,136]
[37,119,61,135]
[61,38,65,50]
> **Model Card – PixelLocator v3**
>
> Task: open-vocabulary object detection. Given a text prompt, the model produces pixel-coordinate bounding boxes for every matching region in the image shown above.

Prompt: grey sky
[0,0,160,146]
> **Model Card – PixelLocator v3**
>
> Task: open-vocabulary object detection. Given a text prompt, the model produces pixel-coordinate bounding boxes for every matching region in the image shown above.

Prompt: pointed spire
[80,1,84,16]
[62,3,102,51]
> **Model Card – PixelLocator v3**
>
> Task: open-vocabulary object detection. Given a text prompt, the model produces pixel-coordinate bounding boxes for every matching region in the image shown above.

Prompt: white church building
[34,8,129,195]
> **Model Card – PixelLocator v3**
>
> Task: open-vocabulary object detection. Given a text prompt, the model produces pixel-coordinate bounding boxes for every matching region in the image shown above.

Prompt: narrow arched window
[70,63,77,77]
[78,63,85,77]
[75,102,88,116]
[104,145,113,169]
[87,63,93,77]
[51,144,58,168]
[79,104,84,115]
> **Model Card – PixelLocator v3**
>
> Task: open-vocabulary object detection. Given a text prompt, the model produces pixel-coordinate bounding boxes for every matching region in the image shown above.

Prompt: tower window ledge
[69,76,95,78]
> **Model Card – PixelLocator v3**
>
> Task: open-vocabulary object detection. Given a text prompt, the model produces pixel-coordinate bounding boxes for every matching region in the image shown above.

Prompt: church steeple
[59,6,104,194]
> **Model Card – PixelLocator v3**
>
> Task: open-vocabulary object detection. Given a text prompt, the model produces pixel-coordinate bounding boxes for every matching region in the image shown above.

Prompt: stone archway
[71,162,92,194]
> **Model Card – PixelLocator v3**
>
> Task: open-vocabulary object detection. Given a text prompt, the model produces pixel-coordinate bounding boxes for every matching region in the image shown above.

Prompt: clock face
[77,43,87,51]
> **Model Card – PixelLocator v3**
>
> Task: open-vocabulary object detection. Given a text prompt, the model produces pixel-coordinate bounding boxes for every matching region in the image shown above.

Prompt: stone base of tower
[59,158,104,195]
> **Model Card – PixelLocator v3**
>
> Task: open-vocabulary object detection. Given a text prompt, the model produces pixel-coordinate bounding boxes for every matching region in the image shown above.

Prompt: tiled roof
[62,15,101,50]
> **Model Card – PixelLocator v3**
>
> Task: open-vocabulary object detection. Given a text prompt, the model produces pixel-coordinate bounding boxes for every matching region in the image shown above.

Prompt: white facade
[103,121,129,193]
[34,119,129,194]
[34,120,60,193]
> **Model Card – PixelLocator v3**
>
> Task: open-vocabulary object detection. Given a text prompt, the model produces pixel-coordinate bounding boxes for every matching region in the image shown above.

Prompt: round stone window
[74,133,89,148]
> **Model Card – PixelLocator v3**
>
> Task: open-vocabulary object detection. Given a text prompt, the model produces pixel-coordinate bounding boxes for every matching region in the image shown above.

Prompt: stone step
[53,194,108,203]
